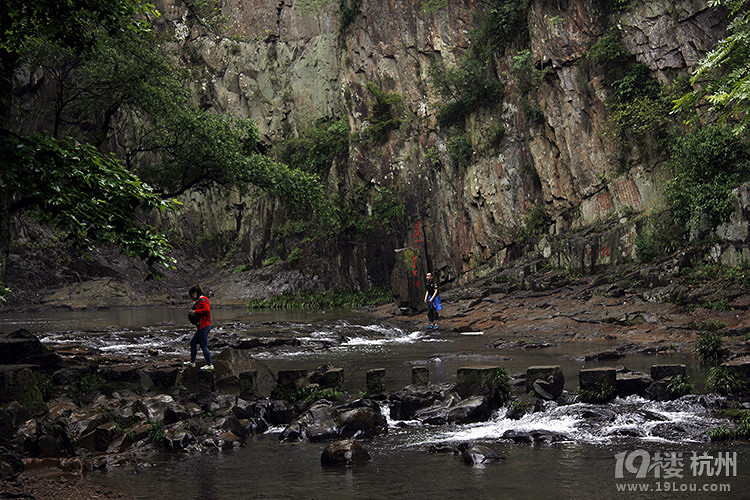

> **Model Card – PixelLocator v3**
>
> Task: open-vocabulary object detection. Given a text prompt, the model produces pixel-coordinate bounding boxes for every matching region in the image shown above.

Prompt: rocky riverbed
[1,256,749,499]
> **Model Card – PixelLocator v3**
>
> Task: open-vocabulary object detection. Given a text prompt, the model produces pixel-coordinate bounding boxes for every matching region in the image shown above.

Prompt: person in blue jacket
[424,272,442,330]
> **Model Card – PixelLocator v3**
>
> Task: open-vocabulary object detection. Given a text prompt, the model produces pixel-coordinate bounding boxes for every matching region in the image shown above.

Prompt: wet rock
[526,366,564,400]
[320,439,371,467]
[97,364,140,384]
[616,370,652,397]
[502,430,568,444]
[577,406,617,422]
[0,447,25,480]
[272,369,309,399]
[428,443,458,454]
[651,364,686,380]
[578,368,617,403]
[308,365,344,390]
[389,384,455,420]
[338,400,387,438]
[279,402,341,442]
[0,330,63,370]
[0,365,48,417]
[213,348,275,397]
[239,417,268,436]
[417,395,491,425]
[179,367,215,397]
[213,431,243,450]
[238,370,259,399]
[411,366,430,386]
[164,426,194,452]
[455,366,510,407]
[94,422,118,452]
[583,350,625,361]
[22,418,75,458]
[457,442,504,465]
[258,399,298,425]
[722,356,750,379]
[366,368,386,396]
[134,395,179,423]
[145,367,179,391]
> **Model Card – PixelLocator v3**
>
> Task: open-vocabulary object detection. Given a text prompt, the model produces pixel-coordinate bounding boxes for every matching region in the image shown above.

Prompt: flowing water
[2,307,748,499]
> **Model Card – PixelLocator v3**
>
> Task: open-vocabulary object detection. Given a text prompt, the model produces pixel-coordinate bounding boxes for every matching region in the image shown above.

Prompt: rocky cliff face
[153,0,728,300]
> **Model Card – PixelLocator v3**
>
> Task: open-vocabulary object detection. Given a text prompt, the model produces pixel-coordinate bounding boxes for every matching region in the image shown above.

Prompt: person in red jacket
[185,285,213,370]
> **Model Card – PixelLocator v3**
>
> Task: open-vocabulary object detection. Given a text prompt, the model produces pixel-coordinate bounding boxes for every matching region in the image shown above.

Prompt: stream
[1,306,748,499]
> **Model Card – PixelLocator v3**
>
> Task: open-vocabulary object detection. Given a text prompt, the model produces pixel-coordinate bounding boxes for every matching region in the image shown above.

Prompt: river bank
[1,256,749,499]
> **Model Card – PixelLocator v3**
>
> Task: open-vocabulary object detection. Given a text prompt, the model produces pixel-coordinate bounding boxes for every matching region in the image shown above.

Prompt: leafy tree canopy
[674,0,750,135]
[0,0,331,285]
[2,133,175,276]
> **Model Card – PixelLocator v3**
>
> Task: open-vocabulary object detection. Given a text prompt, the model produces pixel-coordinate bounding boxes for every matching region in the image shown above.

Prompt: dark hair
[189,285,205,297]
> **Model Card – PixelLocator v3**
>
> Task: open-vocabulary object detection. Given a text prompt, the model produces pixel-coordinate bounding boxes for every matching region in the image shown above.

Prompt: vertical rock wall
[156,0,727,295]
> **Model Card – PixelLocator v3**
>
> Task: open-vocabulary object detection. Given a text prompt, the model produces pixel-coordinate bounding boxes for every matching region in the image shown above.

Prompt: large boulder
[388,383,456,421]
[337,399,387,438]
[212,348,275,397]
[0,365,48,417]
[416,395,491,425]
[279,401,341,442]
[0,330,63,369]
[320,439,371,467]
[457,443,505,466]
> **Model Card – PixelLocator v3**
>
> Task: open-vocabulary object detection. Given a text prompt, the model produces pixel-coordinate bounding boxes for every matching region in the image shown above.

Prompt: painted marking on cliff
[595,191,613,218]
[614,178,642,209]
[413,221,422,288]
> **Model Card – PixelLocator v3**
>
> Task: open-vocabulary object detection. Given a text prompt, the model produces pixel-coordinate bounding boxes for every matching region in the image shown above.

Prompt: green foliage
[674,0,750,135]
[72,373,112,395]
[708,425,736,441]
[262,254,282,267]
[448,135,474,169]
[233,264,250,274]
[242,153,331,219]
[694,332,725,366]
[275,386,343,405]
[517,204,549,241]
[578,379,616,403]
[419,0,448,15]
[1,0,332,284]
[31,372,56,401]
[694,319,727,332]
[428,0,526,127]
[147,420,165,444]
[273,117,350,179]
[492,367,512,404]
[666,125,750,233]
[587,29,675,158]
[682,262,750,287]
[705,366,747,395]
[709,411,750,440]
[634,212,684,263]
[332,186,406,239]
[511,49,550,125]
[473,0,531,58]
[2,133,177,276]
[429,58,504,127]
[246,286,394,310]
[666,374,694,399]
[364,82,402,144]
